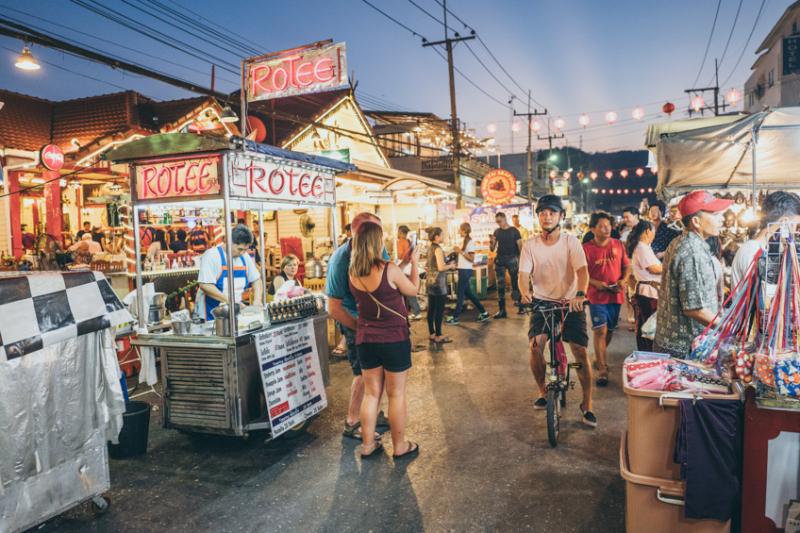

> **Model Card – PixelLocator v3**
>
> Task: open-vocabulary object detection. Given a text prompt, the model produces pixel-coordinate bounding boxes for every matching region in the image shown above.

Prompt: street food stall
[107,133,354,438]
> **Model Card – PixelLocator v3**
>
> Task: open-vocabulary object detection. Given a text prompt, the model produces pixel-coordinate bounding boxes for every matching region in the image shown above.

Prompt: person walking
[490,212,522,318]
[512,214,530,240]
[654,192,733,358]
[583,211,631,387]
[397,225,422,320]
[446,223,489,324]
[349,221,420,459]
[518,195,597,428]
[426,227,455,343]
[626,220,661,351]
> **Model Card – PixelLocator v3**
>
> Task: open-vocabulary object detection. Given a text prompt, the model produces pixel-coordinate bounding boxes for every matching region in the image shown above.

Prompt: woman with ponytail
[446,223,489,324]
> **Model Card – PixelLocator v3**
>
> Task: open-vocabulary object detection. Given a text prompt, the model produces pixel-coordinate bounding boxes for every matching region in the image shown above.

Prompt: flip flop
[361,441,384,458]
[392,441,419,460]
[436,337,453,344]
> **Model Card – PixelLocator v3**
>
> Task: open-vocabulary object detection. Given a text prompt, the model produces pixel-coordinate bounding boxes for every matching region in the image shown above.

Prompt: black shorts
[528,303,589,348]
[356,340,412,373]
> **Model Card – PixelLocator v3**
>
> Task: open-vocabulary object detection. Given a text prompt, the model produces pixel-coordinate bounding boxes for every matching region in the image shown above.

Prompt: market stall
[107,133,353,438]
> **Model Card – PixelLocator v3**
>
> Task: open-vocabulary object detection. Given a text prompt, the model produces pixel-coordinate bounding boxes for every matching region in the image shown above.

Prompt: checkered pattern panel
[0,271,132,362]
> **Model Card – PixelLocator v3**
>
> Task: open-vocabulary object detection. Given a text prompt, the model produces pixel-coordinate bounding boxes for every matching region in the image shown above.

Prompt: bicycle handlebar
[520,300,589,312]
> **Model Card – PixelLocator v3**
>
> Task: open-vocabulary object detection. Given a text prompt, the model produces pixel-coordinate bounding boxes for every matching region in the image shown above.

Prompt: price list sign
[254,319,327,438]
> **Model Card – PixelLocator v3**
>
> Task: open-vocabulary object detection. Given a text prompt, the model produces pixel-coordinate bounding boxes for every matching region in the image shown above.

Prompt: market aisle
[42,304,631,533]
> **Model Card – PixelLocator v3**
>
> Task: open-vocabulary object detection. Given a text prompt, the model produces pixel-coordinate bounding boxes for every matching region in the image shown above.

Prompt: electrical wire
[691,0,722,89]
[430,46,509,108]
[162,0,267,54]
[463,40,519,101]
[720,0,769,87]
[360,0,427,40]
[709,0,744,85]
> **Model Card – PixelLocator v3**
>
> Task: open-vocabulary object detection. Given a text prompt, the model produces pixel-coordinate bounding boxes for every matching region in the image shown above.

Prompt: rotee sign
[134,155,221,201]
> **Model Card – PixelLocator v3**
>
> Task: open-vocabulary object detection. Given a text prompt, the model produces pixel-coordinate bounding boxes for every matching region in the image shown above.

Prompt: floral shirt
[654,231,722,358]
[651,222,681,256]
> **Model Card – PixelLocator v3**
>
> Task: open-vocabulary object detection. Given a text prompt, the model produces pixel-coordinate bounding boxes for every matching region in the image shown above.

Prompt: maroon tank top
[349,264,409,344]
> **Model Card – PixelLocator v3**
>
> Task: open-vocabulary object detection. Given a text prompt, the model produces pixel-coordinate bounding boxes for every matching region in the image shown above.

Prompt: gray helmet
[535,194,564,214]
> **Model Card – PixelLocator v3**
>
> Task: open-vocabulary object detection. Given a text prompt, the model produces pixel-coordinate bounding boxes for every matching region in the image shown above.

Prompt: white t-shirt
[518,233,587,301]
[196,246,261,318]
[457,239,477,269]
[620,227,632,243]
[633,242,661,299]
[730,239,762,289]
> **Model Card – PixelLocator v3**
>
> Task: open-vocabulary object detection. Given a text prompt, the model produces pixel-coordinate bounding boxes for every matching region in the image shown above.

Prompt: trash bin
[108,400,151,459]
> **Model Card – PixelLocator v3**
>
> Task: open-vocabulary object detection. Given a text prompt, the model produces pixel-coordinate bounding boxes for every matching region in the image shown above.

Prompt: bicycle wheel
[546,388,560,447]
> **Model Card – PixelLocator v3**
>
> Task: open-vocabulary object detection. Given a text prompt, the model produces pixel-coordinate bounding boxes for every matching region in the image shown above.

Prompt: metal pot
[172,321,191,335]
[211,304,239,336]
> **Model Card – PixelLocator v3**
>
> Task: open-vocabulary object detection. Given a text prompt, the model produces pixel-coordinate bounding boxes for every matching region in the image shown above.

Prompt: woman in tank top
[349,221,421,460]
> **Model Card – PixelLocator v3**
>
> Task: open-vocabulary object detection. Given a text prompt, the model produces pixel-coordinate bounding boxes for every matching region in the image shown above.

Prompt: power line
[162,0,268,54]
[430,46,508,108]
[720,0,769,87]
[360,0,426,40]
[406,0,442,26]
[463,41,519,101]
[711,0,744,83]
[691,0,722,89]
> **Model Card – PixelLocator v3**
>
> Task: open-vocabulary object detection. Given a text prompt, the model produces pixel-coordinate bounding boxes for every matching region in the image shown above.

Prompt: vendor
[653,191,732,358]
[268,254,300,295]
[197,224,263,321]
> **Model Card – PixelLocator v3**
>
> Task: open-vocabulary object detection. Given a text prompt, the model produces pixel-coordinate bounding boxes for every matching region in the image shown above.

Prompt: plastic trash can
[620,432,730,533]
[108,400,151,459]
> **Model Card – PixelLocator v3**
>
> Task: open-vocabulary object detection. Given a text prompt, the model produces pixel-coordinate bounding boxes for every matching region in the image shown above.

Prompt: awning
[645,114,745,148]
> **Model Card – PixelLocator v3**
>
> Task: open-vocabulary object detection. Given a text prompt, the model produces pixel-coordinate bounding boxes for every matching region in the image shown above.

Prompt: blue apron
[205,246,250,321]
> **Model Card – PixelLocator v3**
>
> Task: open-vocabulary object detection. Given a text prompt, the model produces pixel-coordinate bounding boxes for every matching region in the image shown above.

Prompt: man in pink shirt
[582,211,632,387]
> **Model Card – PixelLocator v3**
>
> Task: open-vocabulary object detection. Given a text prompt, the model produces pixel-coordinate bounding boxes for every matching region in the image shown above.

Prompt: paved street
[41,303,632,533]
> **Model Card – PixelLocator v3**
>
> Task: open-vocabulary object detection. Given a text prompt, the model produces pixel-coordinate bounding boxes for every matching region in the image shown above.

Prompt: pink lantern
[601,189,606,194]
[725,88,741,105]
[605,111,618,125]
[532,121,542,132]
[554,117,566,130]
[631,107,645,120]
[640,188,645,194]
[617,189,622,194]
[512,120,522,132]
[487,123,497,134]
[590,171,598,180]
[691,95,704,112]
[608,190,614,195]
[578,113,590,128]
[624,189,629,194]
[647,187,654,193]
[605,170,613,179]
[635,168,645,177]
[620,169,629,178]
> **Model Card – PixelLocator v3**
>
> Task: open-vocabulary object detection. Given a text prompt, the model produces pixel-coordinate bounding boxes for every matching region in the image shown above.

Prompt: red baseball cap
[351,212,382,235]
[678,191,733,218]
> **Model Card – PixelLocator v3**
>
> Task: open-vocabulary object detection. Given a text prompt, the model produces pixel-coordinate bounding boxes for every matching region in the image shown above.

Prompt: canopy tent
[646,107,800,200]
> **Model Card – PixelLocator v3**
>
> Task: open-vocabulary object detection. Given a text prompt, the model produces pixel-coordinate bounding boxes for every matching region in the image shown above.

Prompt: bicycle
[522,299,586,447]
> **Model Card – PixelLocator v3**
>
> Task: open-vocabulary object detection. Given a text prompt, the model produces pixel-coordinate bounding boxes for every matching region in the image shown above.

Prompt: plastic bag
[640,313,656,340]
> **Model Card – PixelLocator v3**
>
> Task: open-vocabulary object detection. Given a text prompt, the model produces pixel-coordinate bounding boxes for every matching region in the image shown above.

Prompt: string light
[620,169,629,178]
[691,95,705,112]
[487,123,497,134]
[635,168,645,177]
[605,170,613,179]
[590,171,598,180]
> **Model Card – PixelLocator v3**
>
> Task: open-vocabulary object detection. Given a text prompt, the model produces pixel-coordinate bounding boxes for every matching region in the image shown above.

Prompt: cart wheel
[91,496,110,515]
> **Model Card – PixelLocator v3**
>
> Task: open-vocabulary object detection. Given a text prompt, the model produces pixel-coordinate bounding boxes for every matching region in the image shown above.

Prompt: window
[769,69,775,87]
[748,92,754,108]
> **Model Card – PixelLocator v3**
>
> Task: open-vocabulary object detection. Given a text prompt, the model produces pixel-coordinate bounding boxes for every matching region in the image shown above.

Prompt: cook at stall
[196,224,263,321]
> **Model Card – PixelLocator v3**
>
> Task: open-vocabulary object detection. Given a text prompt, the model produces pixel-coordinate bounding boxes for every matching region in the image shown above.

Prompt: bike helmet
[535,194,565,214]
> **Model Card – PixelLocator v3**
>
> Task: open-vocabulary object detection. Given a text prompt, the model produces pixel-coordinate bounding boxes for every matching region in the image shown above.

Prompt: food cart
[107,133,354,439]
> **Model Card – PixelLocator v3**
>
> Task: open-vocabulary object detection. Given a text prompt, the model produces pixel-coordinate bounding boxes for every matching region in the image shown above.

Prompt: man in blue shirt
[326,212,390,439]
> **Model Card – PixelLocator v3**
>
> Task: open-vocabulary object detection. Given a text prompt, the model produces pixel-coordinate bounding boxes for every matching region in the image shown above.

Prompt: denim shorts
[589,303,621,331]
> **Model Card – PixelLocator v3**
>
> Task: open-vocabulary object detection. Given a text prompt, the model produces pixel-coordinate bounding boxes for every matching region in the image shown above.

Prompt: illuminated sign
[480,169,517,205]
[134,156,221,201]
[40,144,64,171]
[228,153,335,206]
[246,42,348,102]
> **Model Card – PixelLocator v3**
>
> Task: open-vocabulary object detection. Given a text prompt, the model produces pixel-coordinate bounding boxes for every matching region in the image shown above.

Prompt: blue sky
[0,0,790,153]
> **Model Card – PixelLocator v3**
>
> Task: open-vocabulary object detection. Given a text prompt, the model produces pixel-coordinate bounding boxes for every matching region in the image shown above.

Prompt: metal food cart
[107,133,353,438]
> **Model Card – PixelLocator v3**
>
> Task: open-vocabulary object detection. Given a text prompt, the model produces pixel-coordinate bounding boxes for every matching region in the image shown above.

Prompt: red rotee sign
[246,42,348,102]
[481,169,517,205]
[134,156,221,201]
[40,144,64,171]
[228,153,335,206]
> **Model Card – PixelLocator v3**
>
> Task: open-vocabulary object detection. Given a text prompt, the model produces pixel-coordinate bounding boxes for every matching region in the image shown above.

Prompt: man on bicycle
[518,195,597,428]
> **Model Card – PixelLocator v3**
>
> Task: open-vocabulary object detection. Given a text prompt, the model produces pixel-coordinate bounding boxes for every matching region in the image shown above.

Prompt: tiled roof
[138,96,211,130]
[52,91,151,149]
[0,89,53,151]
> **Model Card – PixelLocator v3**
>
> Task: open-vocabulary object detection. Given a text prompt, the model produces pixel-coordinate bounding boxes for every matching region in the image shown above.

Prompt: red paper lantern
[620,169,629,178]
[635,168,645,177]
[662,102,675,116]
[605,170,613,179]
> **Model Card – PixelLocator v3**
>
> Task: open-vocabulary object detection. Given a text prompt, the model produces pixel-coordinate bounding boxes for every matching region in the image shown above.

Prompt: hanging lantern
[601,189,607,194]
[691,95,704,112]
[605,111,618,125]
[531,120,542,132]
[725,88,741,105]
[590,171,598,180]
[487,123,497,134]
[554,117,566,130]
[662,102,675,116]
[617,189,623,194]
[605,170,613,179]
[640,188,646,194]
[608,190,614,195]
[647,188,654,193]
[635,168,645,177]
[631,107,645,121]
[620,169,629,178]
[512,120,522,132]
[624,189,629,194]
[549,170,557,179]
[578,113,590,128]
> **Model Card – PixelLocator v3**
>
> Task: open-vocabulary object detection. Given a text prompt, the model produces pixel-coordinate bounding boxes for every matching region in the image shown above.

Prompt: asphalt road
[39,301,633,533]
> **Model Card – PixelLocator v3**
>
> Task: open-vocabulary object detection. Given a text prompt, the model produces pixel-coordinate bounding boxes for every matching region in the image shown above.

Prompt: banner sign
[481,169,517,205]
[254,320,327,438]
[246,41,348,102]
[134,155,221,201]
[228,152,336,206]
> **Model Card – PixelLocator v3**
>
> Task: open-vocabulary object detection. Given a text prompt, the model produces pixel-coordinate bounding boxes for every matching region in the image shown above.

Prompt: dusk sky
[0,0,790,153]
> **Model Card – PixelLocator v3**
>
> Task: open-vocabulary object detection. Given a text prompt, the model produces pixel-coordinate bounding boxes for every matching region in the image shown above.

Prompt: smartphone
[408,232,418,250]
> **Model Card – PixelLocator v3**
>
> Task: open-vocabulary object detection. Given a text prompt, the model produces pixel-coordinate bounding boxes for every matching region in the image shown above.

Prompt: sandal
[342,420,362,440]
[331,346,347,356]
[361,441,384,458]
[436,337,453,344]
[392,441,420,460]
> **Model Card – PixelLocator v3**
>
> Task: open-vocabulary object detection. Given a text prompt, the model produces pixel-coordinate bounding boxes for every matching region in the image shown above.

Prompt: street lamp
[15,46,40,71]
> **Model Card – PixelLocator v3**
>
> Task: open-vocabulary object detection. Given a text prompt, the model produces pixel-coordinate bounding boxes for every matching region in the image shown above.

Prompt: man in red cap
[654,191,733,357]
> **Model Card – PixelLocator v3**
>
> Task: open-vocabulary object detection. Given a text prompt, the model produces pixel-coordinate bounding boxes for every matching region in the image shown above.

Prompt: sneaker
[533,397,547,410]
[493,310,507,319]
[376,410,390,430]
[580,404,598,428]
[477,312,490,322]
[445,316,460,325]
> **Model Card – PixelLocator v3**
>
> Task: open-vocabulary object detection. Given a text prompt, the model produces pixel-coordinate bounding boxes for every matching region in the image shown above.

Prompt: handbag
[426,244,448,296]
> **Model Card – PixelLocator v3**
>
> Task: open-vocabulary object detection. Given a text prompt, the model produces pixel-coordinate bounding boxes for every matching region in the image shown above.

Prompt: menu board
[254,319,327,438]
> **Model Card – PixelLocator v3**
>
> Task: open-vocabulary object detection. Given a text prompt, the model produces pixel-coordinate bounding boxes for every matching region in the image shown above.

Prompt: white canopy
[648,107,800,198]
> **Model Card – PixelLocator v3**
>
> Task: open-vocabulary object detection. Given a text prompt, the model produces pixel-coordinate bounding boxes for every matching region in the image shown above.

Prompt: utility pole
[538,118,564,194]
[513,90,546,203]
[684,58,728,117]
[423,0,475,208]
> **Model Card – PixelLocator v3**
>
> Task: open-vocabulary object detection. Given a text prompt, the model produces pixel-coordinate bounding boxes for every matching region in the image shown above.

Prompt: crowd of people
[325,190,800,460]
